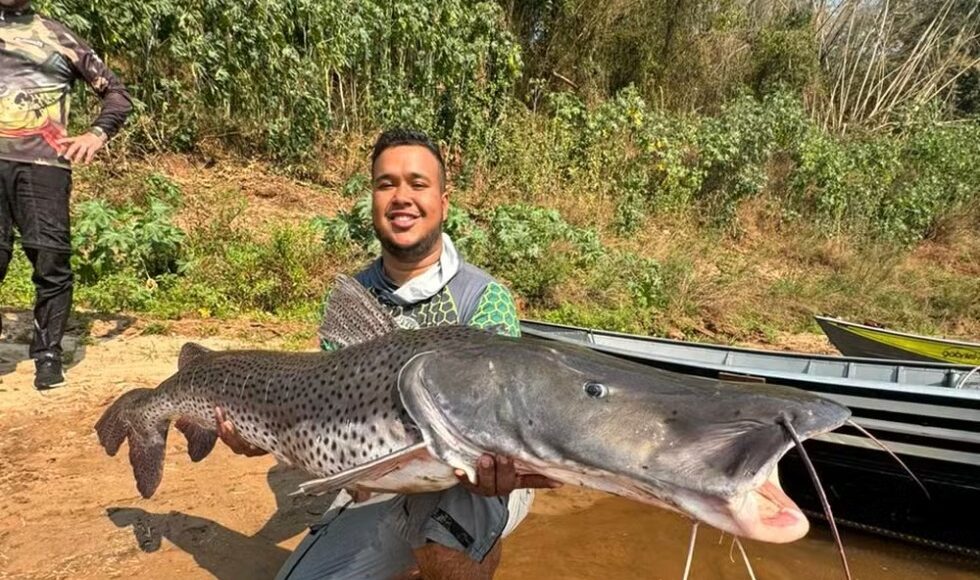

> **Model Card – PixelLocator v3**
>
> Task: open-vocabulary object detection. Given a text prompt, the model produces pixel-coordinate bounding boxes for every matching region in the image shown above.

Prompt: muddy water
[497,487,980,580]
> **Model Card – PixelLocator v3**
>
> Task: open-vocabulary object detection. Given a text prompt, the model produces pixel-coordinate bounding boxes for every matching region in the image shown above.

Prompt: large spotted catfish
[95,274,850,547]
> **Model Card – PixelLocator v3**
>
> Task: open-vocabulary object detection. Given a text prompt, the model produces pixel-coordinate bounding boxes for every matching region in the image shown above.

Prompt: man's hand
[56,131,106,164]
[455,454,562,496]
[347,488,373,503]
[214,407,268,457]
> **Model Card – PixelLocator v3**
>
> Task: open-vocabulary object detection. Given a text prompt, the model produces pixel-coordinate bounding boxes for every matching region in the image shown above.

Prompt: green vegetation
[1,0,976,345]
[37,0,521,169]
[2,173,332,323]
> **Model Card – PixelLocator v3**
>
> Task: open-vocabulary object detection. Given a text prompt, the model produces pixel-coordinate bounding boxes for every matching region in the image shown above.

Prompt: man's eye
[412,181,426,189]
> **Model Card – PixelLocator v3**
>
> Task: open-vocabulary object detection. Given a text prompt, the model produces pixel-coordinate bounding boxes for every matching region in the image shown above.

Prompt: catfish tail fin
[95,388,171,498]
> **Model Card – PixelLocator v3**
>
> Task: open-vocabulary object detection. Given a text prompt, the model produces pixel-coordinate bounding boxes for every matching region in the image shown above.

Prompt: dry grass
[60,153,980,345]
[590,195,979,341]
[73,153,355,243]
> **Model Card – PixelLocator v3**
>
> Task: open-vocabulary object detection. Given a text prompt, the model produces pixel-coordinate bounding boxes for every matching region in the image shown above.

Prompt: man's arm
[465,282,521,338]
[47,19,133,163]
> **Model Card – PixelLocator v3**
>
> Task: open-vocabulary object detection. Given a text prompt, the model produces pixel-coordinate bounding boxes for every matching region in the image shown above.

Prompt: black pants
[0,160,73,359]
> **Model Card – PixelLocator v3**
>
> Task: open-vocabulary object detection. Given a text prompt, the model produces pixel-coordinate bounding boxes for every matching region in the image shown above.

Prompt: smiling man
[216,129,559,579]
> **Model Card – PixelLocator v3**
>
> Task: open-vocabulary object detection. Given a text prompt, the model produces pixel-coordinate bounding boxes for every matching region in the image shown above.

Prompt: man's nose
[390,184,413,204]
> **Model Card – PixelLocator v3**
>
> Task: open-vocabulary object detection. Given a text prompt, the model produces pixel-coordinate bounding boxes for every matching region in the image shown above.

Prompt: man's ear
[441,191,450,221]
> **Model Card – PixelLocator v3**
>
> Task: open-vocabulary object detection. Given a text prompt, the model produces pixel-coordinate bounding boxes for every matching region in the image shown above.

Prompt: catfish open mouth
[731,466,809,543]
[658,463,810,545]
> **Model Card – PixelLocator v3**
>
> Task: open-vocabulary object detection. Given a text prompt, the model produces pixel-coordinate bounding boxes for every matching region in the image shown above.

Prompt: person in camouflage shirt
[331,252,522,344]
[215,129,560,579]
[0,0,132,388]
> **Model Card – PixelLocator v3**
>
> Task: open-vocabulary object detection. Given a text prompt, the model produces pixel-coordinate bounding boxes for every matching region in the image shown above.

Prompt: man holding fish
[96,128,853,580]
[215,128,561,579]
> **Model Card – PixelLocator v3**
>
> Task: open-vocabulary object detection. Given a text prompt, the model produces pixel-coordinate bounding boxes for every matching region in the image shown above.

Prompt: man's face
[371,145,448,261]
[0,0,31,10]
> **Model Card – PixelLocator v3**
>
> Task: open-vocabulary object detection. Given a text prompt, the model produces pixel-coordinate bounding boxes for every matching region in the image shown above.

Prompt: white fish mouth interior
[504,452,808,543]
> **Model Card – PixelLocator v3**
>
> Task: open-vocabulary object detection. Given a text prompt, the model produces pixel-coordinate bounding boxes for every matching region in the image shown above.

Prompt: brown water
[497,487,980,580]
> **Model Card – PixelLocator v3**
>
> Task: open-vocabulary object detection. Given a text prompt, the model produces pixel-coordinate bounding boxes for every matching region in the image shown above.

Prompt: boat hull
[781,441,980,557]
[816,315,980,365]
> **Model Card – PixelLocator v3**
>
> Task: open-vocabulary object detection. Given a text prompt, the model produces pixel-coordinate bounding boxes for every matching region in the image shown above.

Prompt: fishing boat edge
[815,315,980,365]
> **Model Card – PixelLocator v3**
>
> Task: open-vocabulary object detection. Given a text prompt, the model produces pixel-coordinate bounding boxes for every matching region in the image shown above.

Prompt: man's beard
[376,224,443,262]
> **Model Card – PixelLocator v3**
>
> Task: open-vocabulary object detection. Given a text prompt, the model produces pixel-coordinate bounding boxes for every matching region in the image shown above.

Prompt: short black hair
[371,128,446,190]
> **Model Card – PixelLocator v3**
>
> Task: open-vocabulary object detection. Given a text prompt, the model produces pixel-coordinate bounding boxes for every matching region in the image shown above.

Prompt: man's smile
[387,210,421,230]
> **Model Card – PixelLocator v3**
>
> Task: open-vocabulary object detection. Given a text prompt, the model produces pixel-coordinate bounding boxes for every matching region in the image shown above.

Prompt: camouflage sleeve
[467,282,521,338]
[45,19,133,138]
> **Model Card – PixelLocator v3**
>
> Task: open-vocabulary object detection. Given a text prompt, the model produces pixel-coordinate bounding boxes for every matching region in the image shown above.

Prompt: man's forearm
[90,89,133,139]
[43,17,134,139]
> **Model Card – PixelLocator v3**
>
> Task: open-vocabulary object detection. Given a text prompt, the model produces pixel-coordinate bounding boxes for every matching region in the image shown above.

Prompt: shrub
[71,179,185,283]
[38,0,522,166]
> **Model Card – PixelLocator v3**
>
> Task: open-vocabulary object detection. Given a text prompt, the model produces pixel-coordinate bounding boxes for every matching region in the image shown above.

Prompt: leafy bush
[750,14,819,95]
[620,254,668,310]
[495,85,978,242]
[76,271,155,312]
[443,205,489,262]
[696,91,808,216]
[341,173,372,199]
[38,0,521,165]
[71,178,185,283]
[482,204,602,303]
[792,114,980,244]
[0,249,35,309]
[316,194,378,255]
[197,224,331,316]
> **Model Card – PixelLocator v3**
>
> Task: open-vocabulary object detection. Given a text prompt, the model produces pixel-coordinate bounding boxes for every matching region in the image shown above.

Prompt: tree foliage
[36,0,978,159]
[38,0,522,164]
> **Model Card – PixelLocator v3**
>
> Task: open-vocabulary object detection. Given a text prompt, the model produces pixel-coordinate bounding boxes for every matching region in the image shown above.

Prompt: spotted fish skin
[95,325,497,499]
[96,275,853,550]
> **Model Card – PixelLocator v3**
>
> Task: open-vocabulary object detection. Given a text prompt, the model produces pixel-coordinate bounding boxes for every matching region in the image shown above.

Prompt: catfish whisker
[734,538,758,580]
[682,521,699,580]
[847,419,929,499]
[781,415,852,580]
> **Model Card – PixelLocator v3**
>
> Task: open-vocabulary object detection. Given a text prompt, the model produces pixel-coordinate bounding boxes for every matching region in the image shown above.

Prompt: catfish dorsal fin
[318,274,398,348]
[178,343,212,370]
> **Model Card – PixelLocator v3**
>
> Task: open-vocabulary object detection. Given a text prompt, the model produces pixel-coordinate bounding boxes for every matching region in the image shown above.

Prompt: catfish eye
[584,381,607,398]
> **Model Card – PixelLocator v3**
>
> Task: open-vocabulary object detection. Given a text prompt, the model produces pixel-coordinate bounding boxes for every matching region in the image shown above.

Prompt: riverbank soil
[1,316,977,579]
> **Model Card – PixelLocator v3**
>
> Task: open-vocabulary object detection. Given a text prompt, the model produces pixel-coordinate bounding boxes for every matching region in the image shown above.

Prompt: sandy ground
[1,312,978,580]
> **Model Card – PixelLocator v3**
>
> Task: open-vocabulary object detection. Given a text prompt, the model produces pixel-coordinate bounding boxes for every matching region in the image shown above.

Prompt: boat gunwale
[815,315,980,350]
[519,320,980,402]
[521,319,980,370]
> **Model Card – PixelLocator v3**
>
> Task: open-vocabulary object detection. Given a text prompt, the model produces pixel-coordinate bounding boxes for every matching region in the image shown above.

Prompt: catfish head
[398,336,851,543]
